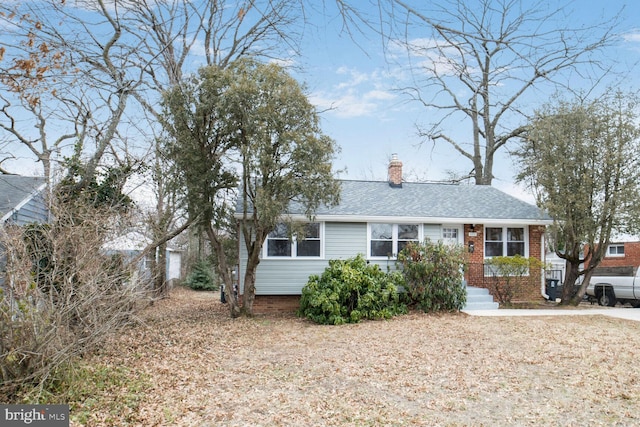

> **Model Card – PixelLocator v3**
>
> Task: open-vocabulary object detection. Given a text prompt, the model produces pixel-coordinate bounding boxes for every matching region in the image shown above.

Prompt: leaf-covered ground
[75,287,640,426]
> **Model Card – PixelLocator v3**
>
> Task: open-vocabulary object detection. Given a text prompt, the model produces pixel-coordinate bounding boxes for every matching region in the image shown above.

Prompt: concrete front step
[463,286,499,310]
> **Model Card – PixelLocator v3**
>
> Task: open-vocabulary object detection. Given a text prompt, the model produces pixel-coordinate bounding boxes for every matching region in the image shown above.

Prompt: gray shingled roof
[0,175,47,219]
[237,179,551,223]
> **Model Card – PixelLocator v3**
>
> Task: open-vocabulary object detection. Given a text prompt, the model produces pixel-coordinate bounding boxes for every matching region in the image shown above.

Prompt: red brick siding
[465,224,546,303]
[596,242,640,268]
[252,295,301,315]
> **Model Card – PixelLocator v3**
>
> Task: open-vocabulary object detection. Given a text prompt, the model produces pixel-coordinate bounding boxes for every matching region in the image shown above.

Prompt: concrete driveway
[462,306,640,322]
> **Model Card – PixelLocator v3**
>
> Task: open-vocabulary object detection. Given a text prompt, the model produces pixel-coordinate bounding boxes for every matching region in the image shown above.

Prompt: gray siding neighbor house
[236,156,553,312]
[0,175,48,226]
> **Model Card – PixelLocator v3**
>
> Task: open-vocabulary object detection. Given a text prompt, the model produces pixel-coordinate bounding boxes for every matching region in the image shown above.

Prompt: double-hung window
[484,226,526,257]
[369,223,419,258]
[265,223,322,258]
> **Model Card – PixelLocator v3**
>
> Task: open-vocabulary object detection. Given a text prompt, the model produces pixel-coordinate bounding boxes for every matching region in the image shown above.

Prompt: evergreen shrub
[396,240,467,312]
[185,260,218,291]
[299,254,407,325]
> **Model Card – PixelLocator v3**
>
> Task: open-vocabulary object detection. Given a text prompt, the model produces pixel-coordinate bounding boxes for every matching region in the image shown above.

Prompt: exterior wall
[5,194,49,226]
[464,224,546,302]
[167,250,182,281]
[238,222,368,295]
[251,295,301,314]
[240,221,548,308]
[596,242,640,269]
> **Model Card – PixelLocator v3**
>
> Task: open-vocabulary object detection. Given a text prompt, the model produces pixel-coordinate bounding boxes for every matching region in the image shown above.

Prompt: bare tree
[0,193,144,399]
[375,0,620,185]
[0,0,305,294]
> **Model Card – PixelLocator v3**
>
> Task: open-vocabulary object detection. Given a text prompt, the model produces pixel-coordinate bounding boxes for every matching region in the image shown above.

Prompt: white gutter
[235,212,553,226]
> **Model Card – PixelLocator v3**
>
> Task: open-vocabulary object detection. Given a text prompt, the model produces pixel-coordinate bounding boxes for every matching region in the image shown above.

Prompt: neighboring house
[595,239,640,269]
[0,175,48,288]
[103,231,183,287]
[236,156,553,313]
[0,175,48,226]
[545,239,640,299]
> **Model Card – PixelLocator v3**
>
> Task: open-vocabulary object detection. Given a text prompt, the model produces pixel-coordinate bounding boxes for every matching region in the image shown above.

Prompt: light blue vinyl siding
[5,194,49,226]
[239,221,456,295]
[423,224,441,241]
[325,222,366,259]
[239,222,369,295]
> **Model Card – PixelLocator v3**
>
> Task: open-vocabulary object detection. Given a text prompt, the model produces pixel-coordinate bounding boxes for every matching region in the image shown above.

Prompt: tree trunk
[154,243,168,297]
[206,226,240,318]
[241,249,261,317]
[560,261,582,306]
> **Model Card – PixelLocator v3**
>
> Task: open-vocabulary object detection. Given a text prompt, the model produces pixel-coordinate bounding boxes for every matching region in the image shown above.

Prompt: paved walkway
[462,307,640,322]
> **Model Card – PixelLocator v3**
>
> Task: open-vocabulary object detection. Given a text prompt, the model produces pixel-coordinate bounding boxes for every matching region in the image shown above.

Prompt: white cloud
[623,30,640,43]
[309,65,402,119]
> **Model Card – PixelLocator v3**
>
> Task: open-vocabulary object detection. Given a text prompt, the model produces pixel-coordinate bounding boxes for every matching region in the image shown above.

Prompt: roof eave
[235,212,553,226]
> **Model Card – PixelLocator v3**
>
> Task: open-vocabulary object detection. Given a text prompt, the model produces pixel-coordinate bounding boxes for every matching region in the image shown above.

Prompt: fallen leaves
[76,286,640,426]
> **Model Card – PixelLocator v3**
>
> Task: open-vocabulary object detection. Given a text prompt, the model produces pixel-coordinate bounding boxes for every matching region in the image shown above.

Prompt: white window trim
[483,225,529,259]
[441,225,463,245]
[607,244,625,258]
[263,222,325,259]
[367,223,422,260]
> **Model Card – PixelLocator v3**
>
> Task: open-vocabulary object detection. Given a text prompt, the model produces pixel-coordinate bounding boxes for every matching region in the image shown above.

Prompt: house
[236,155,553,313]
[103,230,184,288]
[0,175,48,226]
[0,175,48,288]
[592,239,640,269]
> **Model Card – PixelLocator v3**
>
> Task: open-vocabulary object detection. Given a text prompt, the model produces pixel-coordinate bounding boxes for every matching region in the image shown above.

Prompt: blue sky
[2,0,640,206]
[291,0,640,202]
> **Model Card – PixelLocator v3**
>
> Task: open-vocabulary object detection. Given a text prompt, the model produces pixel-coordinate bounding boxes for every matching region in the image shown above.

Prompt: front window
[267,223,291,256]
[485,226,526,257]
[297,223,321,256]
[369,223,419,258]
[265,223,322,258]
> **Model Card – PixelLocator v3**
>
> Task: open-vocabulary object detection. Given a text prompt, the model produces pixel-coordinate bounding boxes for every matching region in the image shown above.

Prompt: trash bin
[220,284,227,303]
[546,278,559,301]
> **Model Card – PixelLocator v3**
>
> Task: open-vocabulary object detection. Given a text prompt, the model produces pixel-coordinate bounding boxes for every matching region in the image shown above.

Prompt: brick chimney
[388,153,403,187]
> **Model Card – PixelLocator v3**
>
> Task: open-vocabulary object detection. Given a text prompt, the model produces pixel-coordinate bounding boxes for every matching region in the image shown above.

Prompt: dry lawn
[76,286,640,426]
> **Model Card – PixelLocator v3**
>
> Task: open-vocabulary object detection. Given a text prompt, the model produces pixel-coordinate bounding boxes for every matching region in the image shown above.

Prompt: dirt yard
[77,286,640,426]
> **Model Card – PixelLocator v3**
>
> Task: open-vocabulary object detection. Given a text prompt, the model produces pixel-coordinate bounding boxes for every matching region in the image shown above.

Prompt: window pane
[371,224,393,240]
[486,227,502,241]
[398,240,415,254]
[304,223,320,239]
[297,240,320,257]
[443,228,458,239]
[485,242,503,257]
[507,242,525,256]
[371,241,393,257]
[267,239,291,256]
[609,245,624,255]
[269,223,289,238]
[398,224,418,240]
[507,228,524,242]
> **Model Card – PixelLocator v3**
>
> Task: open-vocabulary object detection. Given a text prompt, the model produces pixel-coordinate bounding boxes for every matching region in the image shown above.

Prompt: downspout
[540,230,549,299]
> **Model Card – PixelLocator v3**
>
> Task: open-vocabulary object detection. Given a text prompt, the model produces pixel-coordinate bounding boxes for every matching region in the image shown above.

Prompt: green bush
[299,254,407,325]
[485,255,545,305]
[396,240,467,312]
[184,260,218,291]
